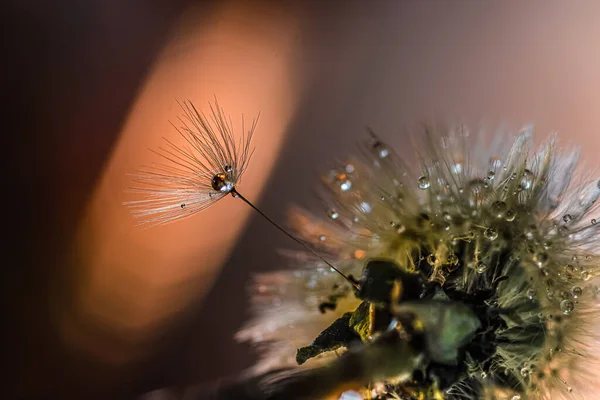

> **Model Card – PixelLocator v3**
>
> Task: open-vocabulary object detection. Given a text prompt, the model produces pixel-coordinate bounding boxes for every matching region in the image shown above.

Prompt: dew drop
[359,202,372,213]
[520,367,530,377]
[571,286,582,298]
[476,261,488,274]
[491,201,507,218]
[418,175,431,190]
[340,180,352,191]
[484,228,498,241]
[395,224,406,234]
[319,235,326,241]
[592,218,597,225]
[521,169,533,190]
[224,164,233,172]
[377,147,389,159]
[567,387,572,393]
[447,253,459,266]
[505,210,516,221]
[560,299,574,315]
[328,209,339,220]
[526,288,536,300]
[581,270,591,281]
[535,253,548,267]
[180,203,186,209]
[487,170,495,180]
[511,395,521,400]
[443,212,452,221]
[563,214,573,223]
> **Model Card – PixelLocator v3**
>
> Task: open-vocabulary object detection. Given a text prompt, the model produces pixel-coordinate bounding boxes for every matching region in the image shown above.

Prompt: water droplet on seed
[563,214,573,223]
[484,228,498,241]
[505,209,516,221]
[571,286,582,298]
[560,299,574,315]
[328,209,339,220]
[476,261,488,274]
[526,288,536,300]
[592,218,597,225]
[418,175,431,190]
[491,201,506,218]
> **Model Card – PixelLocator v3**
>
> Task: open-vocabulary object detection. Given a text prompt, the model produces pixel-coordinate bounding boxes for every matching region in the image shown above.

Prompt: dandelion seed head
[237,123,600,399]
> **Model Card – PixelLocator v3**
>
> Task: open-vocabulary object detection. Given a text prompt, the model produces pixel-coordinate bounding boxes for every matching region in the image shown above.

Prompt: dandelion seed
[125,99,255,226]
[126,100,357,288]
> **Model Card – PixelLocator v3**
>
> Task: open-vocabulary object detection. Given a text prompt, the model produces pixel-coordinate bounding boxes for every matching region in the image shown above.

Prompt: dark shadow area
[4,1,198,398]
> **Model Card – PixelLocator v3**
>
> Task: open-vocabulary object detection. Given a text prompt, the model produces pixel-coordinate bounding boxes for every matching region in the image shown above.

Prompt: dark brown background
[5,1,600,399]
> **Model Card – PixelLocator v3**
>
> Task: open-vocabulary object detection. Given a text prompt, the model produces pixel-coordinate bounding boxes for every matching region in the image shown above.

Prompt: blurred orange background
[5,0,600,399]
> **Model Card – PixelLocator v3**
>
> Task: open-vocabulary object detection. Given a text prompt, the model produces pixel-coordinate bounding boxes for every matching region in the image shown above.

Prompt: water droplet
[452,163,463,174]
[567,387,573,393]
[224,164,233,172]
[443,212,452,221]
[487,171,495,180]
[505,209,516,221]
[512,395,521,400]
[563,214,573,223]
[180,203,186,209]
[520,367,530,377]
[560,299,574,315]
[511,172,518,180]
[395,224,406,234]
[491,201,506,218]
[476,261,488,274]
[521,169,533,190]
[359,202,372,213]
[571,286,582,298]
[418,175,431,189]
[592,218,597,225]
[339,180,352,191]
[212,172,232,192]
[581,270,591,281]
[345,164,355,173]
[377,147,389,159]
[535,253,548,267]
[447,253,459,266]
[319,235,326,241]
[328,209,339,220]
[484,228,498,241]
[527,288,536,300]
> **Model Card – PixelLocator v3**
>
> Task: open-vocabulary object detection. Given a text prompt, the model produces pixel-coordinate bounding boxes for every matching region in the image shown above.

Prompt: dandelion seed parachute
[237,124,600,400]
[124,99,256,226]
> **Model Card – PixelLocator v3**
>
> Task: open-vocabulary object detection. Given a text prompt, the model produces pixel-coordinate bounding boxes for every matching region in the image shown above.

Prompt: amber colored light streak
[62,0,305,365]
